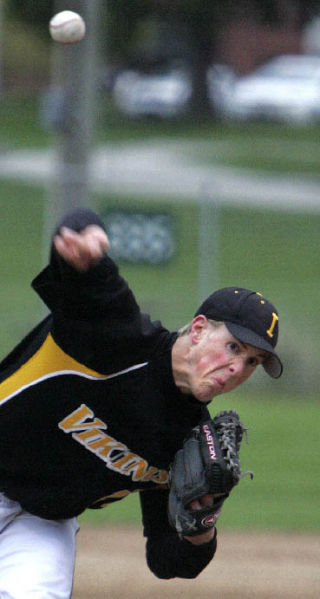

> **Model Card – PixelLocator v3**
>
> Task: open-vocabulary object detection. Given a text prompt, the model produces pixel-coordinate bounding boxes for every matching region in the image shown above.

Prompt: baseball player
[0,208,282,598]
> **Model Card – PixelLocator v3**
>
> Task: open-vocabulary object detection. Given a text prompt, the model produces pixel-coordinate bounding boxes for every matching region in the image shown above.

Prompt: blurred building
[216,18,305,75]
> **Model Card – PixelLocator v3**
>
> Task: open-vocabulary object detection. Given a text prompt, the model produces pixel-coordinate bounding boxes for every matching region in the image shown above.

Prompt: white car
[224,54,320,124]
[112,67,191,118]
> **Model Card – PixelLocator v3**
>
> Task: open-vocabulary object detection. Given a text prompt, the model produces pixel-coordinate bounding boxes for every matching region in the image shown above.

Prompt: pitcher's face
[185,318,268,403]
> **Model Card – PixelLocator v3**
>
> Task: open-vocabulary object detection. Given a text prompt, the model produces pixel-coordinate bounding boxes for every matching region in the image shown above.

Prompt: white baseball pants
[0,492,78,598]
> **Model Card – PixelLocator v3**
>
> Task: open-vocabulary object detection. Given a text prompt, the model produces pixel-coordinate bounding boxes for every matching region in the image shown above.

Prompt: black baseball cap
[195,287,283,378]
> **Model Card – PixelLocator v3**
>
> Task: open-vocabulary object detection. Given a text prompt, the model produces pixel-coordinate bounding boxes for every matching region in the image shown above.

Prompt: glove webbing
[212,410,253,482]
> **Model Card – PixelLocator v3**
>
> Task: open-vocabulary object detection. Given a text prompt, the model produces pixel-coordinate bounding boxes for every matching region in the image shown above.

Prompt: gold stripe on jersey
[0,333,147,404]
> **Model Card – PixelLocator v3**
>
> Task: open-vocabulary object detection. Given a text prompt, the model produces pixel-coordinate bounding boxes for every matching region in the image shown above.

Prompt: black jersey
[0,209,216,578]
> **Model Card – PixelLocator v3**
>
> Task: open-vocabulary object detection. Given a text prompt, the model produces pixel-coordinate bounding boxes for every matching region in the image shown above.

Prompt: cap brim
[225,322,283,379]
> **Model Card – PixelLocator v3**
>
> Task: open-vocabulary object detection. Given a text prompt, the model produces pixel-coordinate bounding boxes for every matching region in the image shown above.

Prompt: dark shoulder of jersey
[0,316,52,382]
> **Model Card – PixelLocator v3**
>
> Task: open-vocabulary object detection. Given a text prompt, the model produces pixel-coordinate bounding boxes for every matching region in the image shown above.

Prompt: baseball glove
[168,410,252,537]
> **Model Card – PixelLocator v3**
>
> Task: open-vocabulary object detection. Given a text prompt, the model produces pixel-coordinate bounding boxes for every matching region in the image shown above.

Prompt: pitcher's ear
[190,315,208,344]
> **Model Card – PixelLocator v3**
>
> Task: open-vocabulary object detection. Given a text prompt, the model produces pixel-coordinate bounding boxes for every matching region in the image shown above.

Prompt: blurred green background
[0,1,319,534]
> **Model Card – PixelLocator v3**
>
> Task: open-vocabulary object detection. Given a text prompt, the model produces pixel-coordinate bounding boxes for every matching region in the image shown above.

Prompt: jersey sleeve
[31,209,168,372]
[139,488,217,579]
[33,208,140,322]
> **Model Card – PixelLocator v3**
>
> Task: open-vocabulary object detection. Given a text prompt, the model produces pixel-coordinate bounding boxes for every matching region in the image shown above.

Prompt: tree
[6,0,53,36]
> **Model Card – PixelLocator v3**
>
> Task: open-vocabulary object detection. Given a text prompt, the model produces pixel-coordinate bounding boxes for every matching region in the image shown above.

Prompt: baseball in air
[49,11,86,44]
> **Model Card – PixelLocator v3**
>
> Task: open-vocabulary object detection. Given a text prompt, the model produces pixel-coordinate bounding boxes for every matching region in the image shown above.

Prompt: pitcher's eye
[227,342,240,354]
[247,356,258,367]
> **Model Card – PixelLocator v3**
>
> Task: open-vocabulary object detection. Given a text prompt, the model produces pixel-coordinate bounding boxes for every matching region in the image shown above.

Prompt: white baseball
[49,11,86,44]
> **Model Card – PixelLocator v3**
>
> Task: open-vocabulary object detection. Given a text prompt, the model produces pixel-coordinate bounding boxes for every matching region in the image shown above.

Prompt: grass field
[0,97,319,533]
